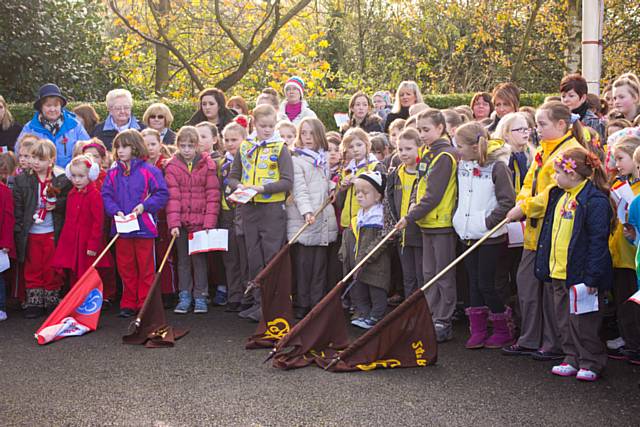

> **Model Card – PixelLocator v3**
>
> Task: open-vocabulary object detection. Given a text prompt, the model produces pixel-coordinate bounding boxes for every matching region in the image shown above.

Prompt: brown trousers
[422,232,456,326]
[551,280,607,373]
[292,244,327,309]
[515,249,562,352]
[220,210,249,304]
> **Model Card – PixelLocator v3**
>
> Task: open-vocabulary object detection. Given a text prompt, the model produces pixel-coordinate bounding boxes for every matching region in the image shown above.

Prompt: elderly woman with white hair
[92,89,145,150]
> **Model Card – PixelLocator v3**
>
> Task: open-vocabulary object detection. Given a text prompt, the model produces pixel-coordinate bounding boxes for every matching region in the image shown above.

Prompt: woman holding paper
[534,147,612,382]
[165,126,220,315]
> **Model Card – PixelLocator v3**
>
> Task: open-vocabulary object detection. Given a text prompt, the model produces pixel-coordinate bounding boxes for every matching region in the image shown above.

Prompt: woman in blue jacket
[16,84,90,167]
[534,147,613,382]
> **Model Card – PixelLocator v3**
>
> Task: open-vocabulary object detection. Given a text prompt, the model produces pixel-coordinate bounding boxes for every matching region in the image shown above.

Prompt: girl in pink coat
[52,155,112,284]
[165,126,221,314]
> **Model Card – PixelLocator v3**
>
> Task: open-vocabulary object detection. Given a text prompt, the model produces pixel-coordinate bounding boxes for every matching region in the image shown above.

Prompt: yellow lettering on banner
[262,318,291,341]
[356,359,401,371]
[412,340,428,366]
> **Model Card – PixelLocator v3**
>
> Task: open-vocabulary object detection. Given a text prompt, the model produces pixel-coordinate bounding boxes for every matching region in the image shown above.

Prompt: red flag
[272,280,351,369]
[35,267,103,345]
[246,244,295,349]
[317,290,438,372]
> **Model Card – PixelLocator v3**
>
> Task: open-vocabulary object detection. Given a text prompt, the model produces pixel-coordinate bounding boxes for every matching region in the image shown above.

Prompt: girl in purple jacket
[102,129,169,318]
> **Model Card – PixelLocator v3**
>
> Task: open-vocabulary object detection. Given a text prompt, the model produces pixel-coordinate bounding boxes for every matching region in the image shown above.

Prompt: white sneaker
[606,336,625,350]
[576,369,598,382]
[551,363,578,377]
[0,310,7,321]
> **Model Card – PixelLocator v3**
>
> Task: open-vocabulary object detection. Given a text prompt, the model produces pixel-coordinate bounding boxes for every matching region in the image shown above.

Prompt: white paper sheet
[227,188,258,204]
[506,221,525,248]
[334,112,349,128]
[628,288,640,305]
[188,229,229,255]
[0,251,9,273]
[114,213,140,234]
[569,283,599,315]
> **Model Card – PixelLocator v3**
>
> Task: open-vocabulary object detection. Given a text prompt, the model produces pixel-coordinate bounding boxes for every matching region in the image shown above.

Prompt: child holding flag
[228,104,294,321]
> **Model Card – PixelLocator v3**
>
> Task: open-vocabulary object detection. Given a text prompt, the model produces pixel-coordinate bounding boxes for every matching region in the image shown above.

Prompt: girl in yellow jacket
[607,134,640,357]
[504,101,586,359]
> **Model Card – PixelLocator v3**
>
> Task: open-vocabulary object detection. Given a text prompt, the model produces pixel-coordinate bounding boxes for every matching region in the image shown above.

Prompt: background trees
[0,0,638,102]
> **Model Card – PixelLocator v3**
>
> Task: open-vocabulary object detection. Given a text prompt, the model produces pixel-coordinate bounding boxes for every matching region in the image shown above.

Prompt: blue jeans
[0,273,6,310]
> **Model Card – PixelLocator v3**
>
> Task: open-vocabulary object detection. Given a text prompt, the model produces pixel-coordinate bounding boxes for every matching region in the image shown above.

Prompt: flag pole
[341,227,398,284]
[244,196,335,297]
[323,217,509,371]
[419,218,509,293]
[91,233,119,268]
[288,195,335,245]
[132,234,177,329]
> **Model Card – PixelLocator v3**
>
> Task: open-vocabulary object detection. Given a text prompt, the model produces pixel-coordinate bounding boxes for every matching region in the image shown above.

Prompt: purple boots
[465,306,514,349]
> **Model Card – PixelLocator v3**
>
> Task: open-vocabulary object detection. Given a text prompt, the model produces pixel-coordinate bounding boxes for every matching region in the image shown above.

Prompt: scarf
[295,148,328,176]
[572,101,590,121]
[285,102,303,122]
[246,133,281,157]
[346,153,378,175]
[356,203,384,230]
[34,171,53,224]
[39,114,64,136]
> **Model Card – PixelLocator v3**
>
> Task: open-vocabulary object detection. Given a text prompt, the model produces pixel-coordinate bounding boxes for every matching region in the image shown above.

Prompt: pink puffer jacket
[165,152,221,232]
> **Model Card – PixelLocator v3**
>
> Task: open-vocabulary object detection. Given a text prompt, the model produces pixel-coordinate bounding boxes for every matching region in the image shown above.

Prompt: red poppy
[472,167,481,177]
[535,152,543,167]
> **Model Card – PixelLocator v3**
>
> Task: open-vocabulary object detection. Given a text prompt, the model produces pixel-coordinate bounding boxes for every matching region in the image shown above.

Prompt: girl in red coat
[166,126,220,314]
[0,172,15,321]
[52,155,112,284]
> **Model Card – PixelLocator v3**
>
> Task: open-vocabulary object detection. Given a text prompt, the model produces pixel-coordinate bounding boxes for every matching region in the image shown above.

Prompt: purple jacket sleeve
[101,170,122,217]
[141,165,169,214]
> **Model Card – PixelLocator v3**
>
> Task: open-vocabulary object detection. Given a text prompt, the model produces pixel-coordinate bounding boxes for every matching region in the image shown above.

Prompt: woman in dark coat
[143,102,176,145]
[186,88,236,134]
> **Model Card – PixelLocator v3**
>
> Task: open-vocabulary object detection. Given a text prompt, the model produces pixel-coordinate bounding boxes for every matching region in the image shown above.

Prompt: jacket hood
[486,139,511,165]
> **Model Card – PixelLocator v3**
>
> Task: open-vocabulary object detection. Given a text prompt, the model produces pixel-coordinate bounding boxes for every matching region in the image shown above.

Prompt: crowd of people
[1,71,640,383]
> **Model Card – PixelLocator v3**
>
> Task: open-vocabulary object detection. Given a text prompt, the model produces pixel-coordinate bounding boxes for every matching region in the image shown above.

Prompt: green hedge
[9,93,553,132]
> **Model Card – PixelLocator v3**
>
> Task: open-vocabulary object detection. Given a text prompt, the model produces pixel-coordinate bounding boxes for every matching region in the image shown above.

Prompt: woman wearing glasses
[92,89,145,150]
[143,103,176,145]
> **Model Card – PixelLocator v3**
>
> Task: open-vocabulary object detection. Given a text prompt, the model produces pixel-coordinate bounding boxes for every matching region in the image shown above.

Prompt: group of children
[1,71,640,383]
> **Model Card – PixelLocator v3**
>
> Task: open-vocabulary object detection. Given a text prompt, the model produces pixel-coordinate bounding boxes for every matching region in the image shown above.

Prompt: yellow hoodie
[517,131,583,251]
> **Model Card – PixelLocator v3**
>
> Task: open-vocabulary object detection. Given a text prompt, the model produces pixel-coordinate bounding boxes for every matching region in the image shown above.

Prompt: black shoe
[608,346,629,360]
[225,302,242,313]
[239,303,252,312]
[621,348,640,365]
[23,306,45,319]
[501,344,537,356]
[531,350,564,361]
[102,299,113,311]
[118,308,135,318]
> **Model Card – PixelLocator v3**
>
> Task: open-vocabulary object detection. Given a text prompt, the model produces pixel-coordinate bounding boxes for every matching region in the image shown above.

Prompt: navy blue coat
[534,180,613,291]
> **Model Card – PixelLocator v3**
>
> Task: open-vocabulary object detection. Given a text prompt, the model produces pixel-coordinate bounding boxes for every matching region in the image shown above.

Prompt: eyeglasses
[149,115,165,120]
[511,127,531,134]
[111,105,131,112]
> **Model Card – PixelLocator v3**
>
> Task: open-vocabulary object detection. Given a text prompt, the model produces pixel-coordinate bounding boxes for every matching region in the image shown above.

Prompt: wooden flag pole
[132,234,177,329]
[420,218,510,293]
[323,217,510,371]
[341,227,398,284]
[288,196,335,245]
[91,233,119,268]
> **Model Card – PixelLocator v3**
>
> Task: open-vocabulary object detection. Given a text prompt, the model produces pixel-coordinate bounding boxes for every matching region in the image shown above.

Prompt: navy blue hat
[34,83,67,111]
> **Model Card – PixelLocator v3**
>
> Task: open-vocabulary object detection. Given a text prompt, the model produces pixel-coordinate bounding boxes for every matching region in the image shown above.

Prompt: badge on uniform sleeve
[270,154,278,161]
[258,162,268,169]
[269,163,277,170]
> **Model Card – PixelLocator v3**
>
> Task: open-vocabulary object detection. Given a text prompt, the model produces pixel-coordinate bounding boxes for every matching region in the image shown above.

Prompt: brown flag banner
[245,244,295,349]
[123,235,188,348]
[271,280,351,369]
[316,290,438,372]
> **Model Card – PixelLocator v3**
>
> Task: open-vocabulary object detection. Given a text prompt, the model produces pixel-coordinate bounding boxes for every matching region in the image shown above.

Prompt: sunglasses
[149,115,165,120]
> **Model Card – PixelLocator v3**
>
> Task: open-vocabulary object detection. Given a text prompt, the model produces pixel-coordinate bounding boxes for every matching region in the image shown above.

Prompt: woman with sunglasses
[143,103,176,145]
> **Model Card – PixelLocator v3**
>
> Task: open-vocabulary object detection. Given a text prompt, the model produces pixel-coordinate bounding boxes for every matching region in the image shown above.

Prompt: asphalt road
[1,305,638,426]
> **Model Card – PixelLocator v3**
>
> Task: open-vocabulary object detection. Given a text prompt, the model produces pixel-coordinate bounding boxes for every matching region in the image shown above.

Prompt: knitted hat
[34,83,67,111]
[284,76,305,98]
[357,171,386,198]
